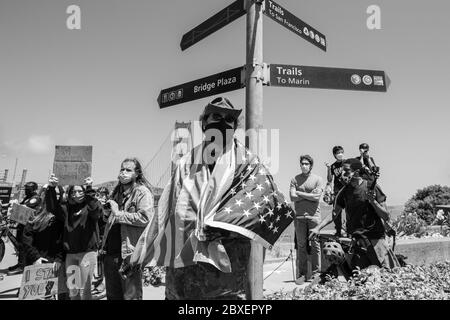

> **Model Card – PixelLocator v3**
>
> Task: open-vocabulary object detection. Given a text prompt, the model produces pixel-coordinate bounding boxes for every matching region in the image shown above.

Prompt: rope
[263,250,293,281]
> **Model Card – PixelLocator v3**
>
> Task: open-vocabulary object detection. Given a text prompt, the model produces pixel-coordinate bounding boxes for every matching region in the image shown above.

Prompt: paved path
[0,240,303,300]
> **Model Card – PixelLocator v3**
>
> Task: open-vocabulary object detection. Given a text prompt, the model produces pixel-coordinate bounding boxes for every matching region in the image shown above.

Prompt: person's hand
[53,261,62,274]
[107,200,119,215]
[367,190,377,203]
[34,257,49,265]
[309,227,320,240]
[84,177,93,187]
[325,162,331,168]
[49,174,59,187]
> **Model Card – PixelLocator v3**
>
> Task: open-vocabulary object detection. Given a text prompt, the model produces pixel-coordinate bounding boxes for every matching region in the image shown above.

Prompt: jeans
[104,253,143,300]
[65,251,97,300]
[294,216,321,280]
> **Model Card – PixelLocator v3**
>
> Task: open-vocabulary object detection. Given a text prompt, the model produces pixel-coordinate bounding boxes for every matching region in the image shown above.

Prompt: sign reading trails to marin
[157,66,245,108]
[263,0,326,52]
[53,145,93,186]
[269,64,387,92]
[180,0,246,51]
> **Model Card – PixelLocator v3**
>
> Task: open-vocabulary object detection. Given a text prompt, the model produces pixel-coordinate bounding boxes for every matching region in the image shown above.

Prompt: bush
[392,211,427,236]
[266,262,450,300]
[404,185,450,225]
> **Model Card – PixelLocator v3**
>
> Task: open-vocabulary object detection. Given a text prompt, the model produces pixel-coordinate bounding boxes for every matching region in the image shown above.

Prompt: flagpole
[245,0,264,300]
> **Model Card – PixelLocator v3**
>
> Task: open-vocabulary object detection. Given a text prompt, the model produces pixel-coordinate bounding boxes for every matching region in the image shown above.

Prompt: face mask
[204,119,234,147]
[118,175,133,185]
[335,153,344,161]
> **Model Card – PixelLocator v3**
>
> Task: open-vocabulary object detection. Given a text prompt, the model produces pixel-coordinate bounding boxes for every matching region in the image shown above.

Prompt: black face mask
[204,119,234,147]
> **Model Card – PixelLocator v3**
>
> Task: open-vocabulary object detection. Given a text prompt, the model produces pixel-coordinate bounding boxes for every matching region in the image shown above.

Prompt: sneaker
[295,276,306,285]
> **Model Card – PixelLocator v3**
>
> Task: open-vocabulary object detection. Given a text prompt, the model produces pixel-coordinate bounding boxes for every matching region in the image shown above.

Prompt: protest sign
[10,203,35,225]
[53,145,92,185]
[19,263,59,300]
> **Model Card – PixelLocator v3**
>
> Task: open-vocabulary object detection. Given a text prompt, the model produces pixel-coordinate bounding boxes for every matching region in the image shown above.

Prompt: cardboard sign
[10,203,35,225]
[19,264,59,300]
[0,186,12,204]
[53,145,93,185]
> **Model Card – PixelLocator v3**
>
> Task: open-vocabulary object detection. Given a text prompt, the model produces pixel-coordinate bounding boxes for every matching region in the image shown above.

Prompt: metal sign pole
[245,0,264,300]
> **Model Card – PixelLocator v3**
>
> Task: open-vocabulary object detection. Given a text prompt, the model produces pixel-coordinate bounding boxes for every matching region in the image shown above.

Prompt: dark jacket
[22,215,65,265]
[46,186,103,254]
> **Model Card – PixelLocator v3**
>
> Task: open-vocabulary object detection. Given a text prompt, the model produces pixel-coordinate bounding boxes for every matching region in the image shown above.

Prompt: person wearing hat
[128,97,257,299]
[309,158,399,270]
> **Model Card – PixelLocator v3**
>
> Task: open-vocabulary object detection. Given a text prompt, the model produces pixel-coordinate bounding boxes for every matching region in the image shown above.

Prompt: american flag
[130,141,294,272]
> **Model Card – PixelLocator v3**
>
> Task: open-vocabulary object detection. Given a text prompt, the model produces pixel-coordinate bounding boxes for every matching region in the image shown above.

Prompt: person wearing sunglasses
[290,155,324,285]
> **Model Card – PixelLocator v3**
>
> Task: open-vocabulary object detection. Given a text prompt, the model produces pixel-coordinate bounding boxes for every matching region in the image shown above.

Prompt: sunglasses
[208,113,236,123]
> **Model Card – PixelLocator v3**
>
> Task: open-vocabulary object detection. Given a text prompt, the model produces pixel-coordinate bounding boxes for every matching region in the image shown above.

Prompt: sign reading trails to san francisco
[269,64,387,92]
[263,0,326,52]
[180,0,246,51]
[157,66,245,108]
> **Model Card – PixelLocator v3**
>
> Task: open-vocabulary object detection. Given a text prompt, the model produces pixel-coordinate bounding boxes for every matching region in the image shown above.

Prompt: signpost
[263,0,326,51]
[269,64,387,92]
[157,0,389,300]
[157,66,245,108]
[181,0,246,51]
[53,146,93,186]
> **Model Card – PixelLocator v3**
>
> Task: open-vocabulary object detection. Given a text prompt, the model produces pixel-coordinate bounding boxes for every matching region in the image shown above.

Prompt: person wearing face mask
[324,146,346,236]
[309,158,400,270]
[46,174,103,300]
[7,181,42,276]
[128,97,264,300]
[101,158,154,300]
[290,155,324,285]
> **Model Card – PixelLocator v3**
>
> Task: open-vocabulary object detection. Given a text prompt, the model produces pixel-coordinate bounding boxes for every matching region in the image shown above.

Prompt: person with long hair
[22,184,69,299]
[46,174,103,300]
[101,157,154,300]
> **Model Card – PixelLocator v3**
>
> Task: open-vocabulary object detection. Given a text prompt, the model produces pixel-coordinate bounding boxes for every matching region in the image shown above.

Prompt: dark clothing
[165,238,250,300]
[16,194,42,266]
[105,224,121,255]
[22,216,65,265]
[335,180,386,239]
[330,161,344,193]
[104,253,142,300]
[46,186,102,254]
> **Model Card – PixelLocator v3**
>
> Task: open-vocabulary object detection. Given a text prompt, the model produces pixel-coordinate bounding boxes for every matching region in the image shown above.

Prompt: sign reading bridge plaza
[269,64,388,92]
[157,66,245,108]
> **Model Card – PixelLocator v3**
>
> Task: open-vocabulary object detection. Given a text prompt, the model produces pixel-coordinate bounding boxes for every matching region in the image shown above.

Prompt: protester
[128,97,293,300]
[101,158,154,300]
[325,146,346,236]
[356,143,379,182]
[310,158,400,270]
[22,184,69,300]
[91,186,109,299]
[46,174,103,300]
[290,155,324,284]
[7,181,41,276]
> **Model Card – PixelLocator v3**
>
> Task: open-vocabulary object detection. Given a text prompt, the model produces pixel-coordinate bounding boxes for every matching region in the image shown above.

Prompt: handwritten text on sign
[53,145,92,186]
[19,264,59,300]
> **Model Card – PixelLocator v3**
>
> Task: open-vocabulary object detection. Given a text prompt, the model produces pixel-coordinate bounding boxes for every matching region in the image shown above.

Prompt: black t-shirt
[335,180,386,239]
[330,161,344,192]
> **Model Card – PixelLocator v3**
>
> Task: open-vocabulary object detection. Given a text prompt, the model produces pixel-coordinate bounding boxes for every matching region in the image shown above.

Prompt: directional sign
[263,0,326,52]
[269,64,387,92]
[180,0,246,51]
[157,66,245,108]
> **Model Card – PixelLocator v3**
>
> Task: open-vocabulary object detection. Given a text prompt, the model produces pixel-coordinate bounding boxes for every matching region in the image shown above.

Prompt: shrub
[404,185,450,225]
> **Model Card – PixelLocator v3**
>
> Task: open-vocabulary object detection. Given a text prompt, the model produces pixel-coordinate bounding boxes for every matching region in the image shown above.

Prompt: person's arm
[326,164,333,184]
[111,189,155,227]
[289,179,301,202]
[84,186,102,221]
[45,186,65,222]
[309,205,344,239]
[295,177,324,202]
[367,186,390,222]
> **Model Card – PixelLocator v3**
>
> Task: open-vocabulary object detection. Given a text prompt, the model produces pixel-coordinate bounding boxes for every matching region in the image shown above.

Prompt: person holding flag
[126,97,294,300]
